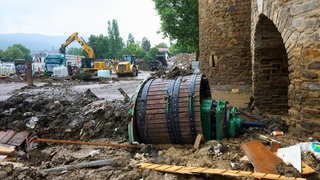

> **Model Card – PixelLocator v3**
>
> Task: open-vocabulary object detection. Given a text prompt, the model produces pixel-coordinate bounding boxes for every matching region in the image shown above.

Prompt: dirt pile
[167,53,195,71]
[135,60,150,71]
[0,84,131,141]
[150,53,195,79]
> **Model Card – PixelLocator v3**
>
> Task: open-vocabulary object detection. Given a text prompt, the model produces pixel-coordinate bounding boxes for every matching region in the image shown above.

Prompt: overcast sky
[0,0,169,46]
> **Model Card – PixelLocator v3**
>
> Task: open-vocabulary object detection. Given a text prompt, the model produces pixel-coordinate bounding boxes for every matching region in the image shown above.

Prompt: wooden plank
[154,165,172,171]
[164,166,184,173]
[237,171,253,177]
[201,168,226,174]
[278,176,296,180]
[175,167,197,174]
[263,173,281,179]
[251,172,267,179]
[189,167,207,173]
[136,163,306,179]
[223,170,241,177]
[270,141,281,153]
[301,161,315,175]
[0,130,15,144]
[138,163,153,169]
[7,131,28,146]
[192,134,204,151]
[240,140,283,174]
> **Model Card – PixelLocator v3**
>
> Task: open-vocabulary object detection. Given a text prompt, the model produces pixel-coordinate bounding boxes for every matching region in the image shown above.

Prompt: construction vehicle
[59,32,113,73]
[44,53,66,75]
[115,55,138,77]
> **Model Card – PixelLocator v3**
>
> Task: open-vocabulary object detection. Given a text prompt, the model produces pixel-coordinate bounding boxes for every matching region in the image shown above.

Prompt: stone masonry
[199,0,320,139]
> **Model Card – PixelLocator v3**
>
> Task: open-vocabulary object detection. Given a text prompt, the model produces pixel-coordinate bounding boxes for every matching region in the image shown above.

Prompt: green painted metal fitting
[215,100,226,140]
[201,99,212,141]
[229,107,241,138]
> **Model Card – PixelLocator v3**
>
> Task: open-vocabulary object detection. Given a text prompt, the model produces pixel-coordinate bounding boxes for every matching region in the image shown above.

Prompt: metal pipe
[241,121,266,128]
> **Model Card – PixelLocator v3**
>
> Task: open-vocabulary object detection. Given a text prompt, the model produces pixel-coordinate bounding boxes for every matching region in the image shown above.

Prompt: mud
[0,75,319,180]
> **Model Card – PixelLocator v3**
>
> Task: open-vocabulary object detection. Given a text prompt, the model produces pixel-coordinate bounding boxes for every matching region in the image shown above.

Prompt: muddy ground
[0,73,319,180]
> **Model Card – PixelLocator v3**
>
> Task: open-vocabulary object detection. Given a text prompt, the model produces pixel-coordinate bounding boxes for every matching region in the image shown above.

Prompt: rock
[0,170,8,179]
[1,163,13,174]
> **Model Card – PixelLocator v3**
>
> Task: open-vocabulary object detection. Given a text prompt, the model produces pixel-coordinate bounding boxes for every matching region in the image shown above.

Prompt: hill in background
[0,33,88,51]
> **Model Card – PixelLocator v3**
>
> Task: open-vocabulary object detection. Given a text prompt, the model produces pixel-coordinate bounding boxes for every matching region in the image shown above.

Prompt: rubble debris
[299,142,320,161]
[240,140,283,174]
[40,159,116,173]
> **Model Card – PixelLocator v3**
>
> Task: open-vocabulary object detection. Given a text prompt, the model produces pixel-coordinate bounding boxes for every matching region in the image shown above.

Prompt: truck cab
[44,53,66,75]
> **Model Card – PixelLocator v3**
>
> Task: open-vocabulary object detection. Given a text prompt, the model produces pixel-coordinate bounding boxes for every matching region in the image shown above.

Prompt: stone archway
[252,14,289,115]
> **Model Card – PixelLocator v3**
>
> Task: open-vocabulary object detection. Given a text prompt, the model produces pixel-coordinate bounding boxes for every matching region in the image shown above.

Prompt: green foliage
[68,47,85,56]
[108,19,124,59]
[119,42,146,59]
[144,47,159,62]
[135,47,146,59]
[141,37,151,52]
[71,72,92,80]
[155,42,168,48]
[4,44,32,60]
[127,33,135,47]
[0,50,4,59]
[168,42,188,55]
[88,34,109,59]
[153,0,199,53]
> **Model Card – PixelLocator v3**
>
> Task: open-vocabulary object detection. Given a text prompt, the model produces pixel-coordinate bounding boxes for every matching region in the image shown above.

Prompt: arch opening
[253,14,289,115]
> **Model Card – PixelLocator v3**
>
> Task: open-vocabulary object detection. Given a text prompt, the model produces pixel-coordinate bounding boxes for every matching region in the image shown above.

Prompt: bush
[72,72,92,80]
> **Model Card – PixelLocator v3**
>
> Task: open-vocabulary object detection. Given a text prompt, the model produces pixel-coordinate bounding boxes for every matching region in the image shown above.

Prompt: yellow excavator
[59,32,113,73]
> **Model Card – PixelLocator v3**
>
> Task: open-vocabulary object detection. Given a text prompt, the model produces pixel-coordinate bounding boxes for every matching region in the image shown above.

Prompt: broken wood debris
[136,163,306,180]
[35,138,143,149]
[192,134,204,151]
[240,140,283,174]
[0,130,28,146]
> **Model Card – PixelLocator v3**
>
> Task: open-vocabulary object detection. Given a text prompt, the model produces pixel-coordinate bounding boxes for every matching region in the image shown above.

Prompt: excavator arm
[59,32,95,59]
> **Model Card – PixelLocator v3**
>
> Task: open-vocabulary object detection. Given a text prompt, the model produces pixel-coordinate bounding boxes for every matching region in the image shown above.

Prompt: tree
[3,44,32,60]
[127,33,135,47]
[108,19,124,59]
[67,47,85,56]
[169,42,188,55]
[0,50,4,59]
[144,47,159,62]
[87,34,109,59]
[155,42,168,48]
[141,37,151,52]
[120,41,146,59]
[153,0,199,54]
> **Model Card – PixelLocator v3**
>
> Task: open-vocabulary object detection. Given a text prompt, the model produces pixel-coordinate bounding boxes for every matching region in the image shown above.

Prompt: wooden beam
[136,163,306,180]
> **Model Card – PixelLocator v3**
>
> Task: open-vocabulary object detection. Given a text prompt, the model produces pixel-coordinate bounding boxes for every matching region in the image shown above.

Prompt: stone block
[303,83,320,90]
[308,61,320,70]
[301,107,320,118]
[290,0,318,16]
